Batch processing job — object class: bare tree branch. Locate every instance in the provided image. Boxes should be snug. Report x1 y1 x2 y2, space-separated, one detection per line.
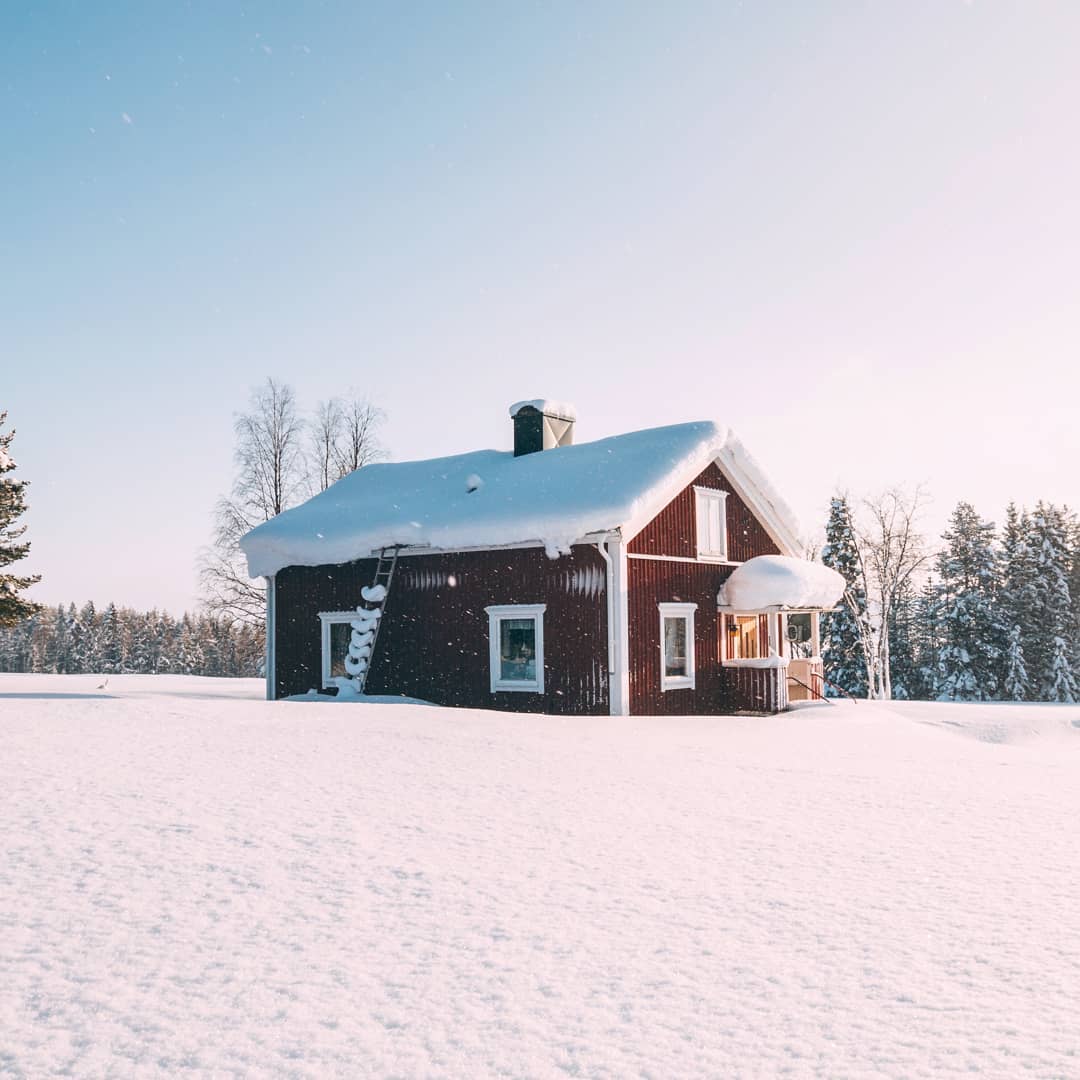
200 378 307 625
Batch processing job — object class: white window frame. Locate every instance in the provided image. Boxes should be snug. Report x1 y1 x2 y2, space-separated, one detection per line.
486 604 546 694
659 602 697 691
318 611 360 689
721 611 775 667
694 487 729 561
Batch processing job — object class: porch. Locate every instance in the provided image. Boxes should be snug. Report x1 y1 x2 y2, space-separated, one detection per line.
716 555 845 712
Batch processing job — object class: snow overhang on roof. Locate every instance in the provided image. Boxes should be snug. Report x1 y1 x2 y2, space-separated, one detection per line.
717 555 845 611
239 420 805 579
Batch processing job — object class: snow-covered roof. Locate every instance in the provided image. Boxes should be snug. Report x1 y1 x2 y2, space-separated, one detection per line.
508 399 578 421
240 420 803 578
717 555 845 611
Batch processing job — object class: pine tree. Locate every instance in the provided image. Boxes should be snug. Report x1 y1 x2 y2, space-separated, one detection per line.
1002 623 1030 702
1027 504 1076 699
887 578 919 699
911 579 942 700
72 601 100 673
51 604 74 674
935 502 1001 701
820 496 869 697
99 602 122 674
0 412 41 627
1048 634 1078 703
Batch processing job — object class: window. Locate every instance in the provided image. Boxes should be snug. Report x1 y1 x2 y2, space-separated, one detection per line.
486 605 546 693
659 602 696 690
722 613 769 663
695 487 728 560
318 612 359 688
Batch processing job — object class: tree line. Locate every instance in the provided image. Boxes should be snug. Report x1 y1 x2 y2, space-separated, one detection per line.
821 494 1080 703
0 602 263 677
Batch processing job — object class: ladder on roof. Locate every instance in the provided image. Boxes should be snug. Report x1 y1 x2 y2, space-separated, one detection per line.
350 546 401 695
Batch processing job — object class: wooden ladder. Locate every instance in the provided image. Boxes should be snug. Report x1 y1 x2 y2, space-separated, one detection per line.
355 546 401 694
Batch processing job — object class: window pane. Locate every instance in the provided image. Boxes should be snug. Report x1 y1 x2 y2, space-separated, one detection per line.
664 616 688 677
731 615 760 659
329 622 351 678
499 618 537 682
708 497 723 553
787 612 812 658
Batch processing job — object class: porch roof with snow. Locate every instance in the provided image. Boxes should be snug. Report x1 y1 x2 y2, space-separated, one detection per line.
717 555 845 611
240 420 803 579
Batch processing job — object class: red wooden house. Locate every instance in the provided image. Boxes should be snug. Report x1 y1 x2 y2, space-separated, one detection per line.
241 402 844 714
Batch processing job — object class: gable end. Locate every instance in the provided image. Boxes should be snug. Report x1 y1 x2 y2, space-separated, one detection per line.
627 462 782 562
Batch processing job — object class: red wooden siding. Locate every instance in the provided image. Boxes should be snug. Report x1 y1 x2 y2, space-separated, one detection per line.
626 558 786 714
627 558 729 715
274 545 609 714
627 462 781 562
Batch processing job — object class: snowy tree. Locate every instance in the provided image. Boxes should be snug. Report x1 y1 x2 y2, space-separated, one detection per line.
820 496 868 697
72 601 100 673
1027 504 1076 699
887 578 920 700
1048 634 1078 703
0 412 41 627
99 602 123 674
935 502 1001 701
911 579 943 700
1002 623 1030 702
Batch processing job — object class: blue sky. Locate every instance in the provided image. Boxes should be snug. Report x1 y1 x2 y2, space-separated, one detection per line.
4 2 1079 613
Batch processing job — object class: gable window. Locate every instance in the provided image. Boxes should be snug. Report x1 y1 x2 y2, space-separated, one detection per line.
486 604 546 693
659 602 697 691
318 611 359 688
695 487 729 560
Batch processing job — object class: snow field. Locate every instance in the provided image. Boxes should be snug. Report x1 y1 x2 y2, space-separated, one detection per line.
1 675 1079 1078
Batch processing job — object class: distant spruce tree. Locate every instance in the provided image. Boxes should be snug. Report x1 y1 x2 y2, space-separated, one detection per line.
911 578 943 700
1068 515 1080 672
0 412 42 627
820 496 869 697
998 504 1037 700
887 578 920 699
1002 623 1031 702
935 502 1001 701
1027 504 1077 701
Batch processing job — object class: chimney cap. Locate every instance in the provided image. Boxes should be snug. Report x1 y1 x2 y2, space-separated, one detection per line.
508 399 578 422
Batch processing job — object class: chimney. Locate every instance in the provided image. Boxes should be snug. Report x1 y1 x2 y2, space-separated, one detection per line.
509 400 576 457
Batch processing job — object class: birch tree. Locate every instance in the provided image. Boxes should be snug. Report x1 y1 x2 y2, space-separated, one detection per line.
200 378 307 624
849 486 932 699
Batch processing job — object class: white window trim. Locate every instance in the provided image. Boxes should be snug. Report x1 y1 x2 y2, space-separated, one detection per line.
659 602 697 691
694 486 729 562
486 604 546 694
720 611 787 668
318 611 359 689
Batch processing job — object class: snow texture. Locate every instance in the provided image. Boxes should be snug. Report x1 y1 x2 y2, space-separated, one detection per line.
241 421 803 578
359 584 386 603
719 554 846 610
0 447 13 471
507 399 578 420
2 673 1079 1077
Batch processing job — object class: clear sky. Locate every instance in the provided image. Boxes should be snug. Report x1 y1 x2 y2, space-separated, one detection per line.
4 2 1079 614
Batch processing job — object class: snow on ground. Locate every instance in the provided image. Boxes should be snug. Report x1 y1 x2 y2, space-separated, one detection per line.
2 676 1079 1078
